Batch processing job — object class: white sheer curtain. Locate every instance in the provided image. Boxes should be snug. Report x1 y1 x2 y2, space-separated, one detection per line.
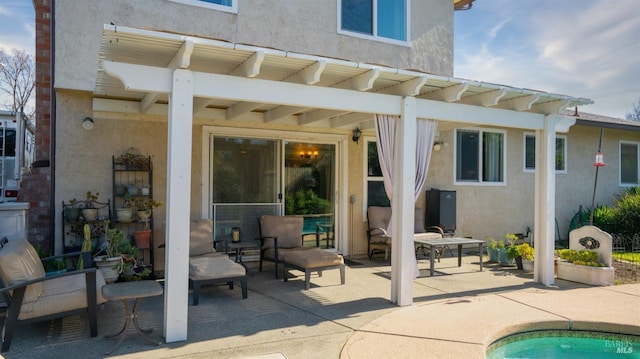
375 114 438 276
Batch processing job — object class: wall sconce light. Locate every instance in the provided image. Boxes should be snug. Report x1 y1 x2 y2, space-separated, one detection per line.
352 128 362 144
432 141 444 152
299 150 319 159
82 117 94 130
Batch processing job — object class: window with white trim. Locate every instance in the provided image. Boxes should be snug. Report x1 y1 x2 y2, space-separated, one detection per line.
620 141 640 186
339 0 408 43
455 128 506 185
168 0 237 13
365 138 390 208
523 133 567 173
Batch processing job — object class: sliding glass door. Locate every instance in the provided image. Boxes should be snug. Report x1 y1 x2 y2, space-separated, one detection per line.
284 141 336 249
209 135 337 250
210 137 280 244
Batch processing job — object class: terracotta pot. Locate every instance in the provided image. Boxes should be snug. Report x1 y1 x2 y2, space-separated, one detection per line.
134 230 152 249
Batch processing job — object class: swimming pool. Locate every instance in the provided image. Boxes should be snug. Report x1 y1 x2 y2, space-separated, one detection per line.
486 330 639 359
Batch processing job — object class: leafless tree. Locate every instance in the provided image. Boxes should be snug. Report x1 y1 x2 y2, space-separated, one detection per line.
0 48 35 117
625 97 640 122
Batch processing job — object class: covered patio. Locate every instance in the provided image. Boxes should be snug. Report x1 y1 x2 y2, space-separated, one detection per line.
93 25 592 342
2 257 638 358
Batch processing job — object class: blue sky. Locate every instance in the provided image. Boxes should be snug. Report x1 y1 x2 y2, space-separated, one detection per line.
1 1 638 118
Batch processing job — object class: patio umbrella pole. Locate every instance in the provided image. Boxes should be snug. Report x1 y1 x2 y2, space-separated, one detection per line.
589 128 604 225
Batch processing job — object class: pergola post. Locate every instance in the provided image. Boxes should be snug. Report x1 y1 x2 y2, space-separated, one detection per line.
390 97 417 305
163 68 194 342
533 115 556 285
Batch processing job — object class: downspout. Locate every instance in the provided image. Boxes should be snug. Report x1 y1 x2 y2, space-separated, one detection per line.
49 0 57 251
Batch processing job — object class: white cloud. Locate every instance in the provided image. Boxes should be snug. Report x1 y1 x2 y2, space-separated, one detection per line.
455 0 640 118
0 6 10 16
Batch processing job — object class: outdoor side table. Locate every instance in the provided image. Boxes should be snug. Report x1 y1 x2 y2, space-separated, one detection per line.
227 239 259 268
101 280 163 355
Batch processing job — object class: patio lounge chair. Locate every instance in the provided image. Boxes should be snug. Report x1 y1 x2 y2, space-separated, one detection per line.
258 215 315 278
367 207 444 260
0 237 107 352
188 219 247 305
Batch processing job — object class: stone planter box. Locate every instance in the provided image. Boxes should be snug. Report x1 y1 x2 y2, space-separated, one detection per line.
556 260 615 286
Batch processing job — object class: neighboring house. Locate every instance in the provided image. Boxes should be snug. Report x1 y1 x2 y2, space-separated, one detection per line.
26 0 612 340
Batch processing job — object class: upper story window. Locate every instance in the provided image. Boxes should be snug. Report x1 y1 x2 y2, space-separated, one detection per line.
365 138 390 210
523 133 567 173
455 128 506 185
620 141 640 186
168 0 237 13
339 0 408 44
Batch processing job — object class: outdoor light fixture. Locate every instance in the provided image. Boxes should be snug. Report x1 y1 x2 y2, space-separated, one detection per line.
82 117 94 130
352 128 361 144
432 141 444 152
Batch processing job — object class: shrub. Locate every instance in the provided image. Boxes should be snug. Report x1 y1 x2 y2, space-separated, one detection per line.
556 249 605 267
591 204 617 233
614 186 640 235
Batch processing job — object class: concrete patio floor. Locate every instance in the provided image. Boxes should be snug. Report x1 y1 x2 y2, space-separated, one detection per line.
1 254 638 358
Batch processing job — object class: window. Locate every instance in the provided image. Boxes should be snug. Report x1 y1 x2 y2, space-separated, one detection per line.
339 0 408 43
168 0 237 13
620 141 640 186
455 129 506 185
523 133 567 173
365 139 390 208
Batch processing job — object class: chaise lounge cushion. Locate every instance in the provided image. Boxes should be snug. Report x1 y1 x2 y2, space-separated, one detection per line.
0 239 45 303
189 255 245 281
189 219 218 257
0 239 107 321
260 215 305 249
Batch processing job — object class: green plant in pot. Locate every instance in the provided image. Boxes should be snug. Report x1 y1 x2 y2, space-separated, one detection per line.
116 195 135 223
81 191 101 221
63 198 81 222
486 238 499 262
115 243 152 281
94 226 126 284
134 197 162 222
516 243 535 271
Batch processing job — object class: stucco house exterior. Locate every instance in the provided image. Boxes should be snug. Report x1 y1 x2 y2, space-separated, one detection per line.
26 0 640 342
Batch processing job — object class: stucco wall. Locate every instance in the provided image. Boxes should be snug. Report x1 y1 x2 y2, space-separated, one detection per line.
425 125 640 244
54 0 453 92
55 91 206 269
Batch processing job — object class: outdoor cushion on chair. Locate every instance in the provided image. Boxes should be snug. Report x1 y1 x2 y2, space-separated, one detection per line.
258 215 314 279
187 219 247 305
0 238 107 352
283 248 345 290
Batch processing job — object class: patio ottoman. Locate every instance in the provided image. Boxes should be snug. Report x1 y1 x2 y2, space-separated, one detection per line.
283 248 345 290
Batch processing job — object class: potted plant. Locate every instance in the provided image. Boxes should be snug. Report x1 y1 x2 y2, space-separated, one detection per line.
116 196 135 223
63 198 81 222
499 233 519 266
81 191 100 221
114 243 152 281
131 198 161 249
134 197 162 221
516 243 534 271
94 226 125 284
486 238 499 262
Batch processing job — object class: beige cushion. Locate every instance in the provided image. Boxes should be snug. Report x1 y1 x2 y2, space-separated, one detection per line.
190 219 216 257
367 207 391 236
0 239 46 303
284 248 343 268
260 215 304 249
18 270 108 320
189 256 245 281
262 246 313 261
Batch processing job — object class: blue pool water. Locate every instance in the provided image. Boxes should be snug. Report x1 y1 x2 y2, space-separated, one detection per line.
486 331 639 359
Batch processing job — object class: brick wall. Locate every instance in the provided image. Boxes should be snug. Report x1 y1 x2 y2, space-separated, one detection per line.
18 0 53 253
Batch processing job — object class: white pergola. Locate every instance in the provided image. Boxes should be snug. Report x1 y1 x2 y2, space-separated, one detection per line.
95 25 592 342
